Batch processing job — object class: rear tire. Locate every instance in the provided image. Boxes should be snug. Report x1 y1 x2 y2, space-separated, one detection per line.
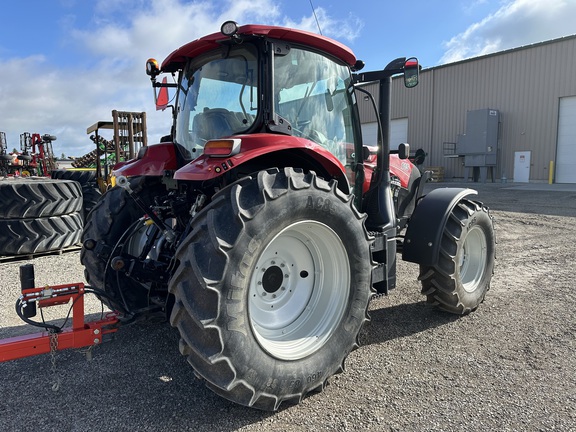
168 168 373 410
80 185 102 219
419 199 495 314
80 177 163 311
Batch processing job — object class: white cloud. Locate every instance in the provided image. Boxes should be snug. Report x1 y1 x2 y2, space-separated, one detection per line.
0 55 123 156
440 0 576 64
77 0 284 64
0 0 316 157
282 8 363 42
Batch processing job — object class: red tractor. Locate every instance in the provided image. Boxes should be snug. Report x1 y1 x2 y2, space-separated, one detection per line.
79 22 495 410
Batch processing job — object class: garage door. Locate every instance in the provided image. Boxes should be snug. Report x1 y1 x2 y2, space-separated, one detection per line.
361 122 378 146
390 118 408 151
361 118 408 150
556 96 576 183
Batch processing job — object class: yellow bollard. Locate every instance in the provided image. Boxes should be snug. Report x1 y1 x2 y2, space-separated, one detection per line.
548 161 554 184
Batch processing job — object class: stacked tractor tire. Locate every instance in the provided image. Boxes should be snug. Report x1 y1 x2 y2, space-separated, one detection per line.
50 169 102 218
0 169 102 257
0 177 84 256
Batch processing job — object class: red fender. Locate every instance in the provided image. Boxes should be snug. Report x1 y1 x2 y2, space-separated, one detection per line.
173 134 346 181
112 143 179 177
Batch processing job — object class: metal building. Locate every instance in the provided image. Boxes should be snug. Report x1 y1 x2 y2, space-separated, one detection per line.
357 34 576 183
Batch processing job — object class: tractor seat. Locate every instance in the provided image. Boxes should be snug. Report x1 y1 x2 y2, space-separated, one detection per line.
193 108 244 141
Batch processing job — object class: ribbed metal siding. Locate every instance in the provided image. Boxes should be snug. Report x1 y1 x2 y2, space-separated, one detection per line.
357 35 576 181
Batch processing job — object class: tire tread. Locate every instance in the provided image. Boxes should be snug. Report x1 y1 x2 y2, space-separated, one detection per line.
168 167 372 410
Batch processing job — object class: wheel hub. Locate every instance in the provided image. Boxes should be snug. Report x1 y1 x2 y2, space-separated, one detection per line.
262 265 284 294
251 254 310 325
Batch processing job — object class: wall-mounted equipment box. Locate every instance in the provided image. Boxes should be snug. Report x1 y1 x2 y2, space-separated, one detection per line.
456 108 500 166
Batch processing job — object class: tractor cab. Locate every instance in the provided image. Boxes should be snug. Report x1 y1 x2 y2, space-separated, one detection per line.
145 21 366 196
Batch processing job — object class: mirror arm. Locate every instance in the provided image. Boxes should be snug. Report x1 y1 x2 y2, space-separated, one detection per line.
153 82 178 88
352 57 407 84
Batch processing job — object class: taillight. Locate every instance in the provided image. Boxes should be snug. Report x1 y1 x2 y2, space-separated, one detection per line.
204 139 241 157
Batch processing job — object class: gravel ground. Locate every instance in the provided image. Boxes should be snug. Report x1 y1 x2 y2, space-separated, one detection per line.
0 181 575 431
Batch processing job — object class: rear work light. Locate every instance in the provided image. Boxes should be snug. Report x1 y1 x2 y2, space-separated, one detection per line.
145 58 160 77
204 139 241 157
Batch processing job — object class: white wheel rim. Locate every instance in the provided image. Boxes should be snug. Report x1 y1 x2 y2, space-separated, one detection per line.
459 225 488 293
249 221 350 360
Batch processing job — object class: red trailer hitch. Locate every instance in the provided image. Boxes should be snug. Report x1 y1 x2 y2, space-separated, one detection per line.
0 264 120 363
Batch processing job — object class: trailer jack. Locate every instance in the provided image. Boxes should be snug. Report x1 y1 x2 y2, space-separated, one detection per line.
0 264 120 363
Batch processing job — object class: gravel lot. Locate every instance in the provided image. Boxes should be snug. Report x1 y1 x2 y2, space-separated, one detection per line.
1 181 575 431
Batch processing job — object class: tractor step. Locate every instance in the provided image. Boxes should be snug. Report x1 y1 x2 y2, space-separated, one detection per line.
369 230 397 295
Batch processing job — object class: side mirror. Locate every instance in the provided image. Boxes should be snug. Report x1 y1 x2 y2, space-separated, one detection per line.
398 143 410 160
404 57 419 88
155 77 170 111
146 58 168 111
362 146 371 161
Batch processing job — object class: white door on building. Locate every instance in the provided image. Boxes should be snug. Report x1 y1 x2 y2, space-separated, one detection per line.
361 122 378 146
556 96 576 183
361 118 408 150
514 151 531 182
390 118 408 151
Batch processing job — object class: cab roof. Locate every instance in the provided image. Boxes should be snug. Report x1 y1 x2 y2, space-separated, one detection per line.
160 24 357 72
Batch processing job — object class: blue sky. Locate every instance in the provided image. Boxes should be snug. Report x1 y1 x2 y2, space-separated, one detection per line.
1 0 575 157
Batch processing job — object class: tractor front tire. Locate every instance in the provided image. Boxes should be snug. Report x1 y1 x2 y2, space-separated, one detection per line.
419 199 495 314
168 168 373 411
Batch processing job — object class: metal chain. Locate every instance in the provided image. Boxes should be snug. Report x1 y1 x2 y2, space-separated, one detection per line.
48 330 60 391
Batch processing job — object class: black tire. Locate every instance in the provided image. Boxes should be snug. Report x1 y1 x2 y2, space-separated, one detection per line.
419 199 495 314
0 212 83 255
51 170 100 217
168 168 373 411
80 185 102 219
0 178 82 219
50 169 65 179
51 169 96 185
80 177 164 311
